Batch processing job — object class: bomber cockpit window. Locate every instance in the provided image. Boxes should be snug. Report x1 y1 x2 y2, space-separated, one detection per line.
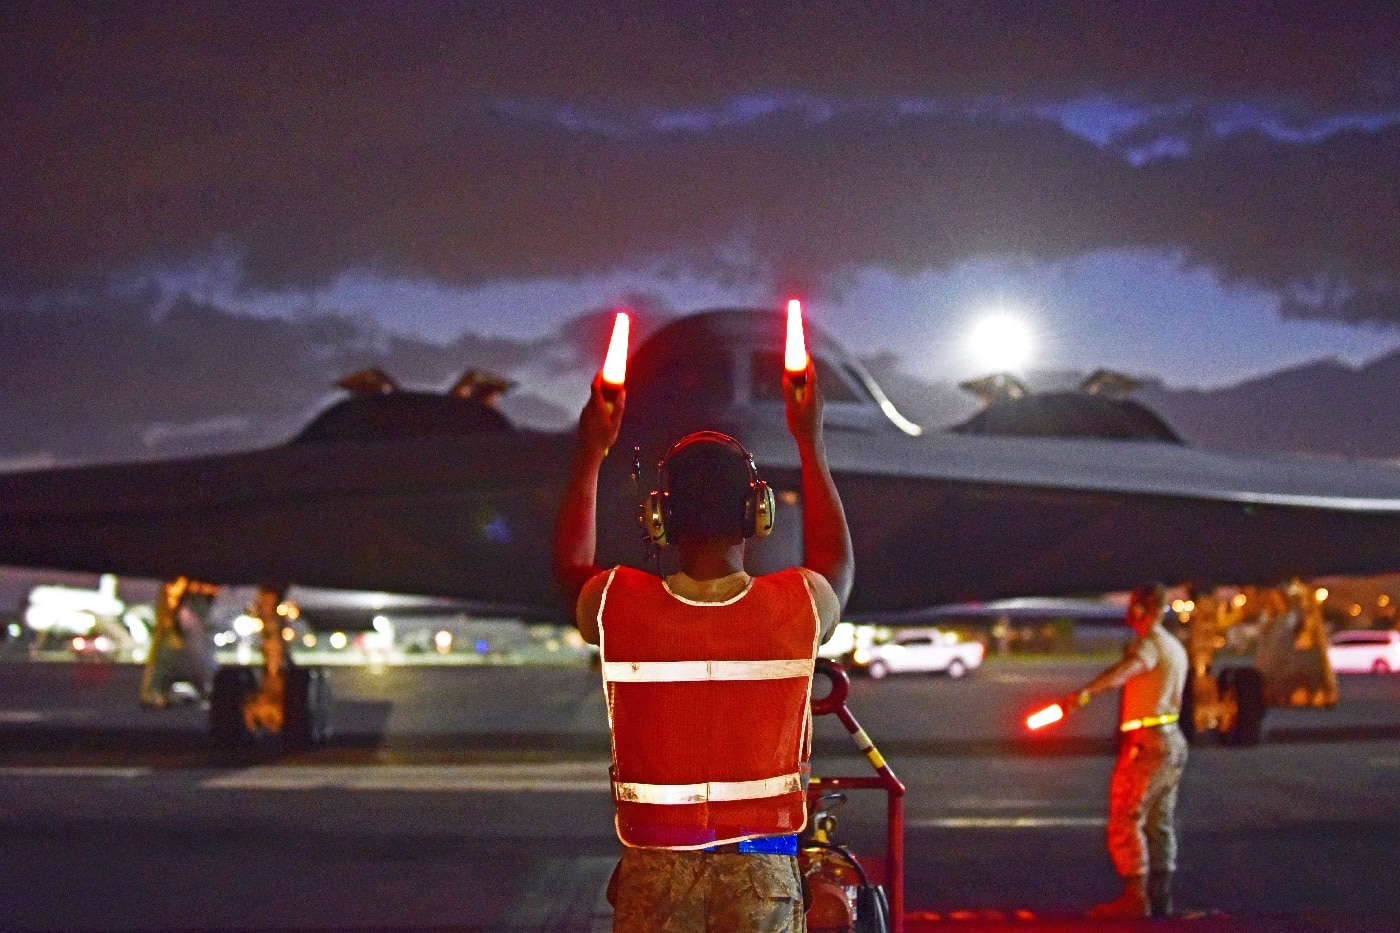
750 352 865 404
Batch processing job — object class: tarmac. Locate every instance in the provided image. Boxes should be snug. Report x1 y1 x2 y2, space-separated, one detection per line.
1 656 1397 932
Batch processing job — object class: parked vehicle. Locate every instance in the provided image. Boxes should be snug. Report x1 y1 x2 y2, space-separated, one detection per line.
849 628 984 679
1327 629 1400 674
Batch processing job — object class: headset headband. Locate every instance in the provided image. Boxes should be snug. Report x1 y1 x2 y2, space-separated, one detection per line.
642 431 774 546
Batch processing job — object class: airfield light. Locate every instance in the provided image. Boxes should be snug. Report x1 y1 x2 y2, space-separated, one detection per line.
1026 703 1065 730
600 311 630 400
784 299 808 387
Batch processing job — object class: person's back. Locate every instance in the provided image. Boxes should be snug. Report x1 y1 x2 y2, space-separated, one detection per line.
554 361 852 933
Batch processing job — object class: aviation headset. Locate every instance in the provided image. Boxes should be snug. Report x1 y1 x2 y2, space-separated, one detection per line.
641 431 775 547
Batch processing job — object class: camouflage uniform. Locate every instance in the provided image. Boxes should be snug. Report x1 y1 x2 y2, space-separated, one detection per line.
611 847 806 933
1107 622 1190 880
1107 725 1189 877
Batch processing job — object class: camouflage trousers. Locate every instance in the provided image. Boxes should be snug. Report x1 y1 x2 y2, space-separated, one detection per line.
1107 724 1189 878
610 847 806 933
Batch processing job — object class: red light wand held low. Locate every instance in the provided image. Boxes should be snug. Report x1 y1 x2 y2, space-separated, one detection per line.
600 311 629 405
1026 703 1066 730
784 299 808 394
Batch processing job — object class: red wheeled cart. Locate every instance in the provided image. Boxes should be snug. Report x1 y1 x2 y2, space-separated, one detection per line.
802 658 906 933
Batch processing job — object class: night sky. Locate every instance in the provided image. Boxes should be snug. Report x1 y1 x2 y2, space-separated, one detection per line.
4 3 1400 467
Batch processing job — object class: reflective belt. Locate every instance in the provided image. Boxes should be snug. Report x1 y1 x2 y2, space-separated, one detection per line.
614 772 803 805
1120 713 1180 732
602 659 811 682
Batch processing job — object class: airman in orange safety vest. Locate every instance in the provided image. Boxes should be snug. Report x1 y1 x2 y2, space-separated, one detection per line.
555 359 852 933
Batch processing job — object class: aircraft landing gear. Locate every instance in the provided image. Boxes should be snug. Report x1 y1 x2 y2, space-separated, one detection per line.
208 585 332 751
208 663 333 750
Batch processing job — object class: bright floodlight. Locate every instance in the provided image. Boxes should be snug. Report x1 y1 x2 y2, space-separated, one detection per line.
967 314 1034 372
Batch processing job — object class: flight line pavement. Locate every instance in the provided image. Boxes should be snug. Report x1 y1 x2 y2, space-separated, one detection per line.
1 658 1397 932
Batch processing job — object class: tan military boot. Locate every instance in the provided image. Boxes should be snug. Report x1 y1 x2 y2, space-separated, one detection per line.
1087 874 1149 919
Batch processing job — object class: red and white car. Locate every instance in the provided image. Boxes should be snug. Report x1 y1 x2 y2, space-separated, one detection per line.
1327 629 1400 674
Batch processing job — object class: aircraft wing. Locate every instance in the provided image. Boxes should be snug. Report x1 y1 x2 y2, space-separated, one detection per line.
745 429 1400 614
0 431 575 618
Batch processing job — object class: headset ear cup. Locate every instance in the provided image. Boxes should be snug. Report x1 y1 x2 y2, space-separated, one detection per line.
749 481 776 539
641 490 669 547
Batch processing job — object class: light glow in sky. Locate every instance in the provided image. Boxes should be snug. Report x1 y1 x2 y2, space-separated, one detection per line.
966 313 1035 374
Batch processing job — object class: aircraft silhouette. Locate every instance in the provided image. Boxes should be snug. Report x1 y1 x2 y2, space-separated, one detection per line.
3 307 1400 622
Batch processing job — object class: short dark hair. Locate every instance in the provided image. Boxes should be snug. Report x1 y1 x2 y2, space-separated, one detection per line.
664 438 754 542
1129 583 1166 614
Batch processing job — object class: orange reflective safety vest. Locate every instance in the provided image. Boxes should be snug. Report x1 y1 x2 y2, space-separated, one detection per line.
597 565 821 850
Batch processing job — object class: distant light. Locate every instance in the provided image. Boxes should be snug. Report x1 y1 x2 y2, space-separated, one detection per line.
1379 595 1391 608
967 314 1034 373
1315 587 1329 601
1171 599 1186 613
1232 594 1248 608
474 638 490 655
1349 604 1362 616
434 630 453 653
329 631 348 650
302 633 317 648
232 614 263 638
282 627 295 641
372 615 391 634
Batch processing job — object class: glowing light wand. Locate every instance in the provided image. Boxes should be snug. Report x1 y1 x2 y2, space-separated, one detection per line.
1026 703 1066 730
784 299 808 392
600 311 630 404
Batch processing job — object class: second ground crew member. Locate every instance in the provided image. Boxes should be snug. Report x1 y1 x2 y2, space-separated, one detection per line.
553 359 852 932
1069 583 1189 919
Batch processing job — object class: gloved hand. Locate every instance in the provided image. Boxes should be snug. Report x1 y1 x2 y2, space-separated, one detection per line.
1062 689 1092 713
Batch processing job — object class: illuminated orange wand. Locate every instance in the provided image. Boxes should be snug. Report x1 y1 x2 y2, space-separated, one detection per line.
784 298 808 395
600 311 630 404
1026 690 1090 731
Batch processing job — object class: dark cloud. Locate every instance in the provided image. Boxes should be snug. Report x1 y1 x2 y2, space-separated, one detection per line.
0 293 616 465
3 2 1399 320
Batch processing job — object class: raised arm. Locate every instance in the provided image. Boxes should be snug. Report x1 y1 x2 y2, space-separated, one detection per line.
783 361 854 610
552 374 625 611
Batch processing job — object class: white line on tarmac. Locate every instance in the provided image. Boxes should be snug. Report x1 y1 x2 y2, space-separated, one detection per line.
912 815 1106 828
0 767 152 779
202 761 614 792
0 711 47 723
1369 756 1400 768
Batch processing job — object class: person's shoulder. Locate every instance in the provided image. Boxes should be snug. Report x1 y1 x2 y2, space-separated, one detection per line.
789 568 840 633
580 567 615 599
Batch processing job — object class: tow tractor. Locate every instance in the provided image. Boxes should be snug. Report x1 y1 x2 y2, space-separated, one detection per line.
802 658 904 933
1177 580 1337 747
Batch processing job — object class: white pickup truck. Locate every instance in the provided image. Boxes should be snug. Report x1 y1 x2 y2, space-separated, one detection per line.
850 628 985 679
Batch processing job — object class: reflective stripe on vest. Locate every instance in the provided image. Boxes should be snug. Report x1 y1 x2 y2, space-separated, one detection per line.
1120 712 1180 732
597 565 820 849
614 772 804 805
602 658 813 682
